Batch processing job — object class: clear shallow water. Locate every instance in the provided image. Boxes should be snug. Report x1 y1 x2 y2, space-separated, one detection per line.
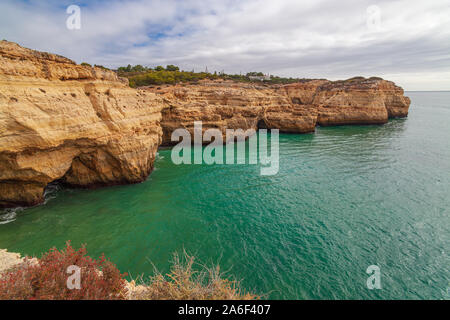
0 92 449 299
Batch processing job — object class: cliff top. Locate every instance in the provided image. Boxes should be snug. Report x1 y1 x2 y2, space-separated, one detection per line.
1 41 400 92
0 40 119 82
0 40 75 65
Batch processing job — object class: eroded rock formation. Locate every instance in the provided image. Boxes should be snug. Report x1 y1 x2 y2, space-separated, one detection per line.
0 42 410 208
0 41 164 208
146 78 410 145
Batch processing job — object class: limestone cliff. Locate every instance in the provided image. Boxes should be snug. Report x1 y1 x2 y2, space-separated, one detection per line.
152 82 274 145
0 41 164 208
146 78 410 145
0 42 410 208
314 78 410 126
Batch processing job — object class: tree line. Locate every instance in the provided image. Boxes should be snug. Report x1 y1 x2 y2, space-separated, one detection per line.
79 62 314 87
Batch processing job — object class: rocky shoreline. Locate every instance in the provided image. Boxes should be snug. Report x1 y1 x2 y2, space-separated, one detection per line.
0 249 23 274
0 41 411 208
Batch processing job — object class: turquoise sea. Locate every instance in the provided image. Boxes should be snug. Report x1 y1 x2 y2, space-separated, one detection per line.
1 91 449 299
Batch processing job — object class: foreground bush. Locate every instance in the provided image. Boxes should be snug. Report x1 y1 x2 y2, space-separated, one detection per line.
131 251 258 300
0 242 128 300
0 244 258 300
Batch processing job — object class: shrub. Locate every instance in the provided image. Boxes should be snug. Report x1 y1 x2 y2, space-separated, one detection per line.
126 70 219 87
246 72 264 77
166 65 180 72
0 242 128 300
131 251 259 300
116 64 314 86
80 62 91 67
345 76 366 82
117 64 133 73
94 64 109 70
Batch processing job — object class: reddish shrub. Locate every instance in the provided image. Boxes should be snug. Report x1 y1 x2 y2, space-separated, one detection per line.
0 242 128 300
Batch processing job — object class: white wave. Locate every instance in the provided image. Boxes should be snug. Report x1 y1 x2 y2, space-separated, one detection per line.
0 208 23 225
0 183 62 224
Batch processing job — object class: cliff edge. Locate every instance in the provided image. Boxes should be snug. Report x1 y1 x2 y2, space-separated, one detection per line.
0 42 410 208
147 78 410 146
0 41 164 208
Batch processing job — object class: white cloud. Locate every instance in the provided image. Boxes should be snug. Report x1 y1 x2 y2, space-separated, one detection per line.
1 0 449 90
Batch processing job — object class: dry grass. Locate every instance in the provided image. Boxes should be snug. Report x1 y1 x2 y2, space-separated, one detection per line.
130 251 259 300
1 245 259 300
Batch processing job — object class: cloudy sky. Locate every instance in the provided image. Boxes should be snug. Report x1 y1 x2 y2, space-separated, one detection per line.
1 0 449 90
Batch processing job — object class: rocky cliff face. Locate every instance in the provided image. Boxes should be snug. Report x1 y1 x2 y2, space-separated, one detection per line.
151 82 277 145
314 78 410 126
0 42 410 208
0 41 164 208
147 78 410 145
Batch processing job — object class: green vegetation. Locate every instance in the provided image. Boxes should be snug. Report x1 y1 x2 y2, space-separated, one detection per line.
346 76 366 81
166 64 180 72
117 64 147 73
127 70 220 88
116 64 312 88
246 72 265 77
80 63 111 70
325 76 385 88
343 76 383 82
114 64 382 88
94 64 110 70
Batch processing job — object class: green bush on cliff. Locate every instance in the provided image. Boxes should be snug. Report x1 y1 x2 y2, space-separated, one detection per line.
127 70 219 88
94 64 110 70
116 64 314 87
166 64 180 72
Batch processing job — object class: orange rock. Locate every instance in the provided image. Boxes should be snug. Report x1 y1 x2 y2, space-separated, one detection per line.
0 42 410 208
148 78 410 145
0 41 164 208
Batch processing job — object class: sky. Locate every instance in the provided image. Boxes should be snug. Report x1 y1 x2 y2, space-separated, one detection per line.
1 0 449 90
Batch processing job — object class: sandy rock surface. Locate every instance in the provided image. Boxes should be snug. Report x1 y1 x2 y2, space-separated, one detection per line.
0 249 24 274
0 41 410 207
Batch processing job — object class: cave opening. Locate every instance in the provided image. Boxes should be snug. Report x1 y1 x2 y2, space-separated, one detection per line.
257 119 268 130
